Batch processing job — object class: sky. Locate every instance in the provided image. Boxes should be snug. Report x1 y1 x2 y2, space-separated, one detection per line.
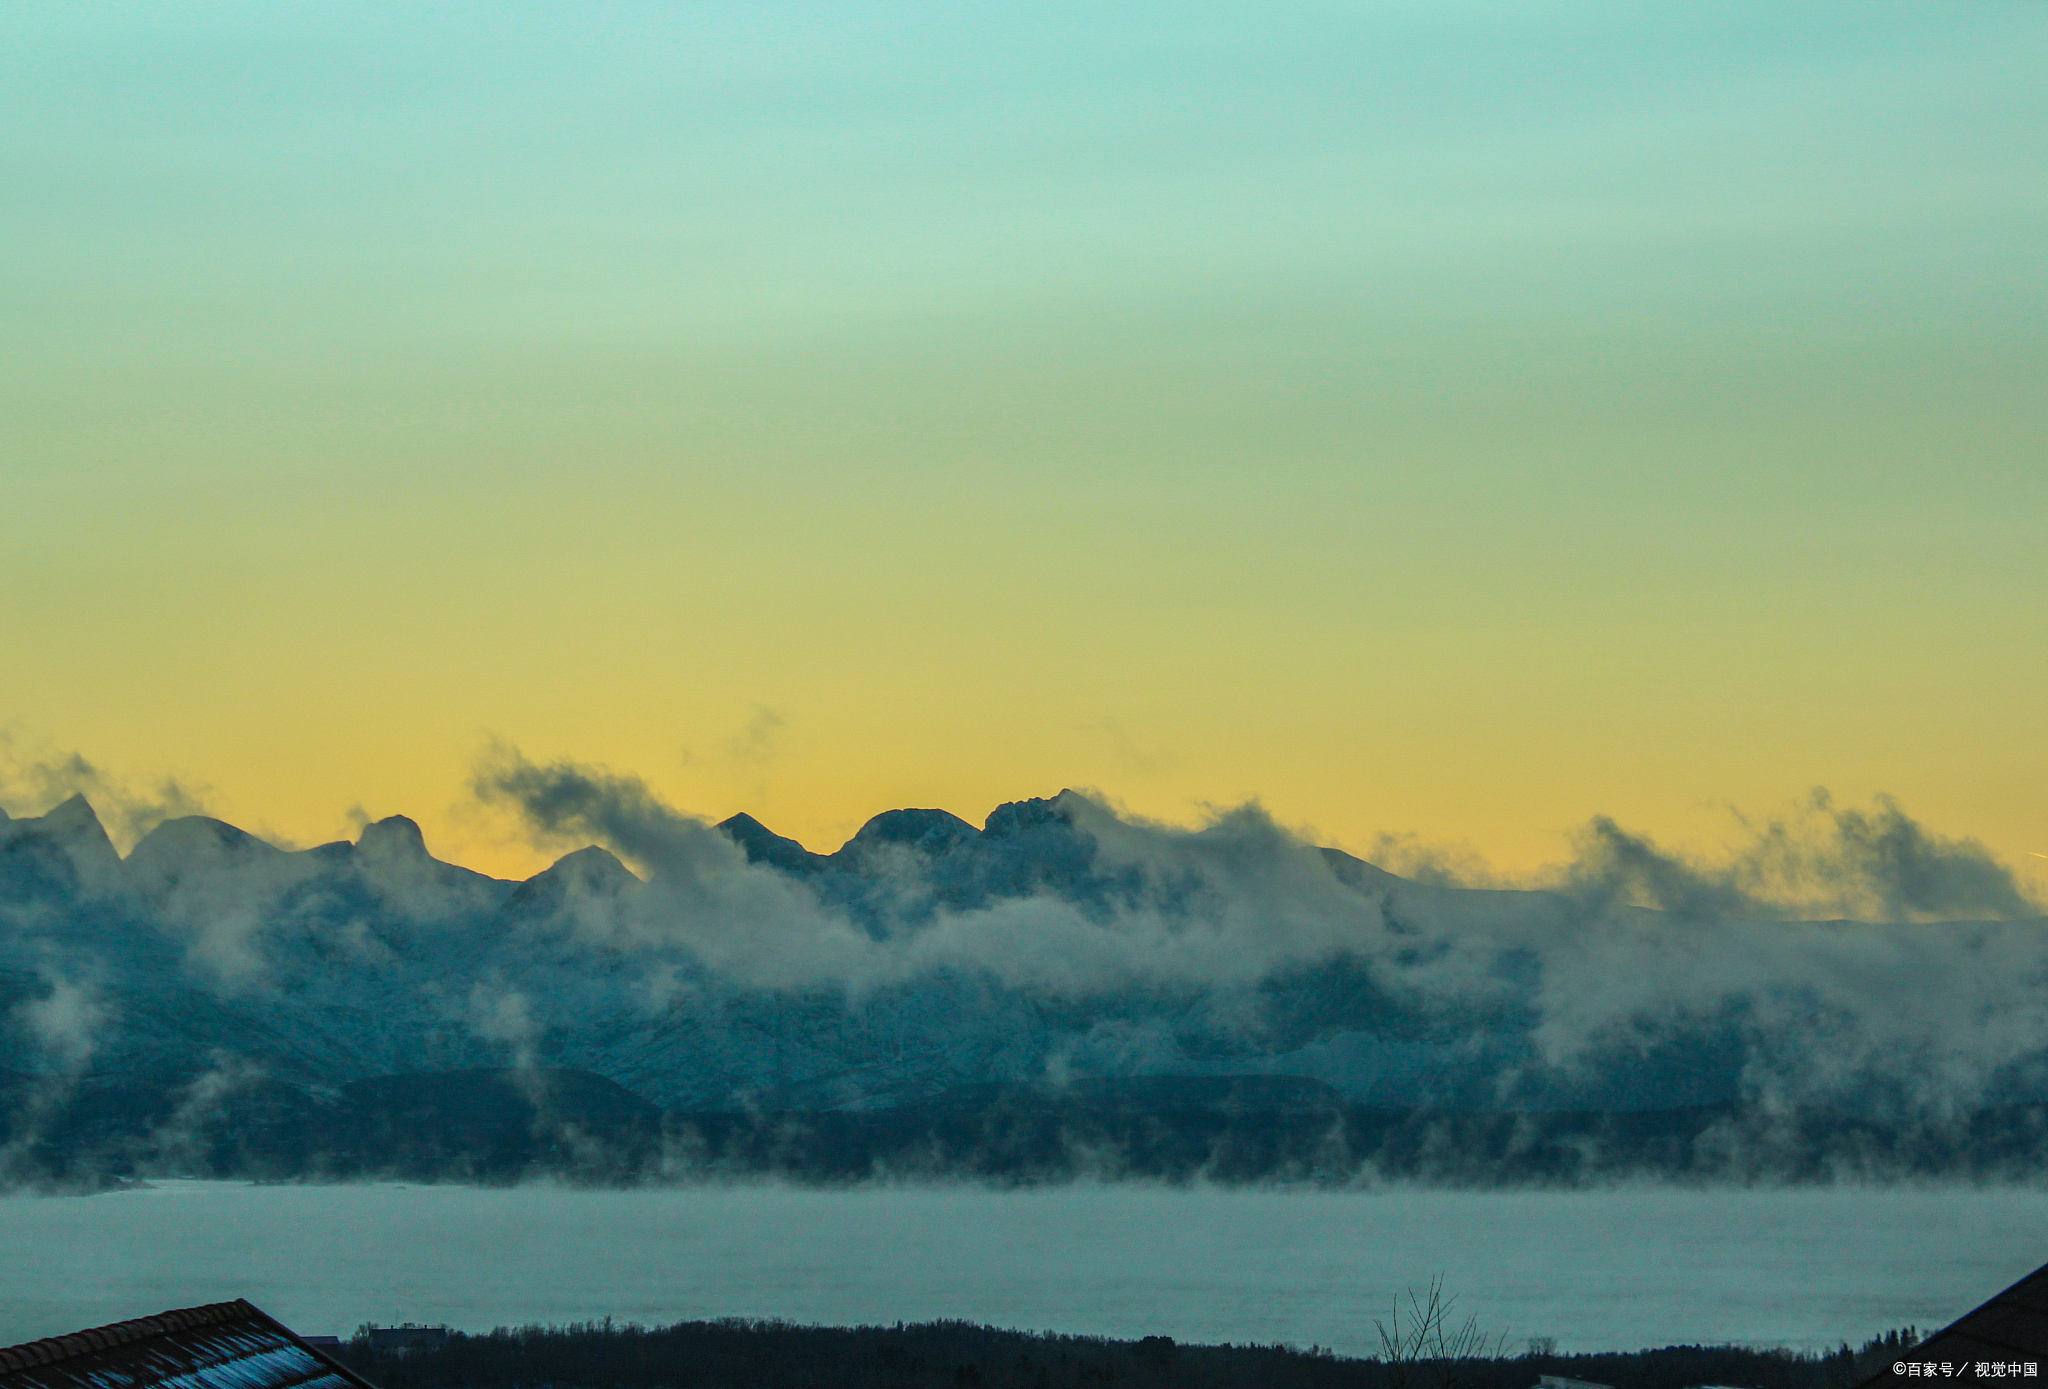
3 1 2044 880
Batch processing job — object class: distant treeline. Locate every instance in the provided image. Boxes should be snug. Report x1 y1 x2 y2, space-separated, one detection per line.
8 1066 2048 1188
328 1318 1920 1389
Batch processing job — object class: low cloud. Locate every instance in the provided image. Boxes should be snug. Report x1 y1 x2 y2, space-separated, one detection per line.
474 748 2048 1117
14 971 104 1075
1381 790 2041 924
8 738 2046 1139
145 1057 270 1177
1362 832 1507 890
474 748 1408 998
466 982 540 1070
0 732 208 853
1725 790 2038 922
472 745 880 987
0 970 108 1189
124 817 308 989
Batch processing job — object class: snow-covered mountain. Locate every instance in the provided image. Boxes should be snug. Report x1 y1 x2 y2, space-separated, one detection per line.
3 786 2045 1146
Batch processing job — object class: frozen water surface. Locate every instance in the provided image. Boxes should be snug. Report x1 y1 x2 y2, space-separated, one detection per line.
4 1182 2045 1356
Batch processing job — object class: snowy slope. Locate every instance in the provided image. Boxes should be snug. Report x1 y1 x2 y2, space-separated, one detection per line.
2 791 2044 1125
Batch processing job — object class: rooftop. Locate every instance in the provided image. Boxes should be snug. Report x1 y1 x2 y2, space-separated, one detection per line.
0 1301 378 1389
1863 1260 2048 1385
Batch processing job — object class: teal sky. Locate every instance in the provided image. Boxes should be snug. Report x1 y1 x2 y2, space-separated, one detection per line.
4 2 2044 876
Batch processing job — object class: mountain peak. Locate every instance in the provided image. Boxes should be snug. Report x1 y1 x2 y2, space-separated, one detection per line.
544 844 641 891
134 814 270 852
358 814 429 862
499 844 643 922
842 808 980 856
717 813 829 873
1318 845 1403 893
0 794 121 898
126 814 280 867
122 814 284 898
42 794 123 884
982 792 1083 840
42 793 113 843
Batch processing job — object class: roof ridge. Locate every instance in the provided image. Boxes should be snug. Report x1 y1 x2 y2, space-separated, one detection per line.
0 1301 258 1375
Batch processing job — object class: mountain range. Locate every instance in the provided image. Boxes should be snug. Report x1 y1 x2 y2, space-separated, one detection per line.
3 788 2045 1184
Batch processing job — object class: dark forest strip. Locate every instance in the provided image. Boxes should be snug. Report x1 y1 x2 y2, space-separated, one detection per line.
330 1319 1921 1389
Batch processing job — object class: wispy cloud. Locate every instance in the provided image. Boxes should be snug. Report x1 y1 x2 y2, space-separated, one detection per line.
471 746 2048 1117
0 731 208 852
1380 789 2040 924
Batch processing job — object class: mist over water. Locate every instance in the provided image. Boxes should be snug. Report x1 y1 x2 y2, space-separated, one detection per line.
5 1181 2045 1357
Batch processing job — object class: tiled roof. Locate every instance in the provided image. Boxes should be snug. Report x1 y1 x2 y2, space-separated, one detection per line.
1863 1261 2048 1385
0 1301 380 1389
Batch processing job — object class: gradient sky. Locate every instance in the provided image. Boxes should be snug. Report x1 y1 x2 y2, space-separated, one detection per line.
4 1 2044 879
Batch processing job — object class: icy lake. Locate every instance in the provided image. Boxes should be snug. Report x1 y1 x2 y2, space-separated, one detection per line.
4 1181 2045 1356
